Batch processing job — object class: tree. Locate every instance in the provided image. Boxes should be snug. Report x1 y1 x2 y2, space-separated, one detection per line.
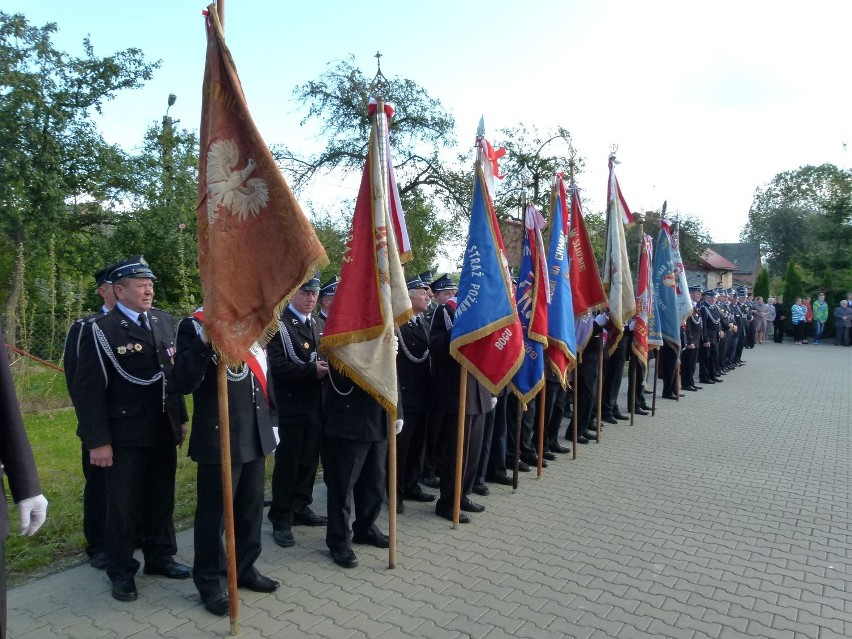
0 12 158 341
753 267 770 301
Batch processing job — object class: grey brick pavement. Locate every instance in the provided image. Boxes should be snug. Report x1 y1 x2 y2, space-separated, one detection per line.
8 342 852 638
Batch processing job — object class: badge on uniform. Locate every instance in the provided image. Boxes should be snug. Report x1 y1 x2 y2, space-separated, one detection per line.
303 342 310 349
118 346 127 354
134 343 143 352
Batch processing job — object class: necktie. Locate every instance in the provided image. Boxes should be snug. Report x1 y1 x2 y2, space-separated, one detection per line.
305 317 312 329
138 313 151 332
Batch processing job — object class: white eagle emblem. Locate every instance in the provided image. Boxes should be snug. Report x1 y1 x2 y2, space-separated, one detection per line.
206 139 269 223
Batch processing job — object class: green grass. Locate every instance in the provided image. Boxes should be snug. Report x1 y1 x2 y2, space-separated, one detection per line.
7 395 277 587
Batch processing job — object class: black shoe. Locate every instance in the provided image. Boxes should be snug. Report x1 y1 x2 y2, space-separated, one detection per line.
460 497 485 513
521 454 547 468
111 579 138 602
143 560 191 580
613 411 630 421
352 529 389 548
684 386 699 391
542 451 557 461
89 551 108 570
661 393 677 400
633 407 649 416
238 574 279 593
714 378 724 383
583 429 598 439
472 483 490 496
548 441 571 454
396 502 405 514
510 459 532 472
404 488 436 502
435 506 470 523
292 510 327 526
601 415 618 425
330 548 359 568
577 436 591 444
272 529 295 548
485 473 513 485
421 475 440 489
203 594 229 616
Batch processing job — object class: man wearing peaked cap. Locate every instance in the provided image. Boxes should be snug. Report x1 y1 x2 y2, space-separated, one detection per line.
698 289 724 384
317 275 338 327
63 261 122 571
73 256 191 602
681 285 704 392
266 273 329 549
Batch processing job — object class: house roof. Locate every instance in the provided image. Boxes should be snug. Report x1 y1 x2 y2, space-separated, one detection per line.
700 248 738 271
709 243 760 275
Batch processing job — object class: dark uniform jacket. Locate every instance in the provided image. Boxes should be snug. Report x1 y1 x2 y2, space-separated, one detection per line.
396 316 431 416
684 306 703 347
73 308 186 450
0 324 42 540
64 310 106 437
323 368 401 442
700 302 722 344
267 307 324 429
428 303 491 416
171 318 277 465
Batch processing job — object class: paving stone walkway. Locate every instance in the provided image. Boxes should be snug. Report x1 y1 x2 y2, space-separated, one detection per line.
8 341 852 638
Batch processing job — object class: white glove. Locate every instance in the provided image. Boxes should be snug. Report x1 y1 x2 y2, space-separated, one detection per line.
595 313 608 326
395 419 404 434
628 319 636 331
17 494 48 536
490 397 498 410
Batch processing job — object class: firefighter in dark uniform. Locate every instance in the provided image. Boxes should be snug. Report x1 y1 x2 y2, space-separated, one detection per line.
172 311 279 616
317 275 338 325
266 276 328 549
73 256 190 603
63 262 119 569
680 285 703 391
699 289 723 384
322 367 399 568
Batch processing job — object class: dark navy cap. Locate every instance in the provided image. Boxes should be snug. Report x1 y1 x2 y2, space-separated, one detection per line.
406 276 429 290
736 286 747 297
418 271 433 285
301 275 321 292
319 275 339 298
109 256 156 282
430 273 457 292
704 289 717 297
688 285 702 293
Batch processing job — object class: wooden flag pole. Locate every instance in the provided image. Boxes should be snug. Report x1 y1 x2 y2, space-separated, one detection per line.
675 357 681 401
386 412 397 568
452 367 468 528
512 397 523 490
536 386 546 478
629 364 636 427
595 347 603 443
216 361 239 636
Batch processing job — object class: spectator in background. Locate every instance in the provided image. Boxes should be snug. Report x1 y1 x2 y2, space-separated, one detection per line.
812 293 829 345
753 296 767 345
835 300 850 346
773 296 786 343
765 298 776 343
791 298 807 344
802 296 813 344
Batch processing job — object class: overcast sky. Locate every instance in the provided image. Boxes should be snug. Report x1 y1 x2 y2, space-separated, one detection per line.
6 0 852 250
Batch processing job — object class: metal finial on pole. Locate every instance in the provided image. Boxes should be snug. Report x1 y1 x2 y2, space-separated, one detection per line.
369 51 389 99
477 116 485 140
567 142 577 186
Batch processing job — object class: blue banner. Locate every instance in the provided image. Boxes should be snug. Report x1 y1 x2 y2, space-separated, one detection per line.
652 226 680 349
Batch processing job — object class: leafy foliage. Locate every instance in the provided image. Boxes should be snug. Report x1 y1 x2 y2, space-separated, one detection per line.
753 267 770 301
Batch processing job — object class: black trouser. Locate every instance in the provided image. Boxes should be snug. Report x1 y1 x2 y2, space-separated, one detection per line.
681 346 698 388
322 435 387 552
486 391 509 479
435 413 484 511
421 412 441 480
106 444 178 583
193 458 265 600
395 410 427 498
699 343 717 382
544 380 568 446
659 343 677 396
627 357 647 409
268 421 321 530
506 394 536 459
81 445 107 558
773 320 785 342
475 406 496 487
575 355 600 431
794 322 806 342
601 336 628 416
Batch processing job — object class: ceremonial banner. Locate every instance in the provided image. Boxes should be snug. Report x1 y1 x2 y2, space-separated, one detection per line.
671 226 693 323
545 174 577 384
319 102 412 418
632 234 653 368
450 154 523 394
652 221 680 350
601 155 636 354
568 184 607 319
510 204 550 405
198 7 327 363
